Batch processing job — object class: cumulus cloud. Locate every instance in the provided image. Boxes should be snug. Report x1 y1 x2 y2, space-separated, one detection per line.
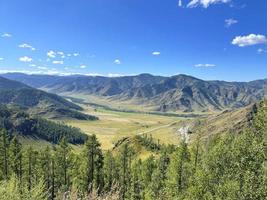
195 63 216 67
232 34 267 47
1 33 12 38
0 58 4 61
37 66 48 70
57 51 66 58
19 43 36 51
225 18 238 27
114 59 121 65
52 60 64 65
80 65 87 69
187 0 231 8
152 51 161 56
29 64 36 67
178 0 182 7
257 48 267 54
57 51 64 55
19 56 33 62
47 50 56 58
73 53 79 57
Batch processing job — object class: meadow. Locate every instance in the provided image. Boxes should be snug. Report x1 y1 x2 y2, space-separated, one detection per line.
62 104 188 150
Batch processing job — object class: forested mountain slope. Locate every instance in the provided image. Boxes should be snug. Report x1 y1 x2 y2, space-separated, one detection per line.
0 100 266 199
0 76 98 120
0 104 88 144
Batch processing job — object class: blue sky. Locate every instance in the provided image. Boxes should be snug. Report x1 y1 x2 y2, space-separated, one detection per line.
0 0 267 81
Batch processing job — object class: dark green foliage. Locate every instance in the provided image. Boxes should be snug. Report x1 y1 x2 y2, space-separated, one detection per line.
79 134 104 193
35 118 88 144
0 105 88 144
135 134 161 152
0 100 266 199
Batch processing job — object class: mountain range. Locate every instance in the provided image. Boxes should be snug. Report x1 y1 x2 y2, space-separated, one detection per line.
2 73 267 112
0 76 98 120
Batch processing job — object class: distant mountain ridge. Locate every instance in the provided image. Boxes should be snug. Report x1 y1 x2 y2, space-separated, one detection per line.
2 73 267 112
0 76 98 120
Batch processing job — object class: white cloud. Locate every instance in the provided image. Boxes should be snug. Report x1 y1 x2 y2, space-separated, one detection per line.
1 33 12 38
0 58 4 61
73 53 79 57
257 48 267 54
225 18 238 27
0 69 67 75
57 51 66 58
67 54 72 57
52 60 64 65
195 63 216 67
178 0 182 7
19 56 33 62
57 51 64 55
19 43 36 51
80 65 87 69
37 66 48 70
107 73 124 77
47 50 56 58
232 34 267 47
187 0 231 8
29 64 36 67
152 51 161 56
114 59 121 65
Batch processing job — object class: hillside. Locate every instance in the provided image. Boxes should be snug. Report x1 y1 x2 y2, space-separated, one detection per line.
0 76 98 120
2 73 267 112
0 104 88 144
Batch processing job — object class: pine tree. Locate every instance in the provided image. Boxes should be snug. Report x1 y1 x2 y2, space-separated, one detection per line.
25 147 34 191
0 129 9 180
9 136 23 181
82 134 103 193
167 140 191 198
54 137 71 192
118 143 134 200
38 146 51 194
130 159 143 200
103 150 116 191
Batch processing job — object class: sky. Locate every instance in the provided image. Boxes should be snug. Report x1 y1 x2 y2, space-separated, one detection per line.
0 0 267 81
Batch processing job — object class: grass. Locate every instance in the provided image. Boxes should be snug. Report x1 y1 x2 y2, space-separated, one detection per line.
61 104 187 150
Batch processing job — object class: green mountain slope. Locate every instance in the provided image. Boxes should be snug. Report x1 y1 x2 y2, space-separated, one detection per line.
0 76 98 120
0 104 88 144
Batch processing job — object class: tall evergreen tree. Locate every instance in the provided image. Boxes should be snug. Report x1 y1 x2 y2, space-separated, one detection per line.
0 129 9 180
167 140 191 198
118 143 134 200
103 150 116 191
82 134 103 193
9 136 23 180
54 137 71 192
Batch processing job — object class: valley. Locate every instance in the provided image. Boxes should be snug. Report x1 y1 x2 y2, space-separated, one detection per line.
61 103 186 150
0 73 266 199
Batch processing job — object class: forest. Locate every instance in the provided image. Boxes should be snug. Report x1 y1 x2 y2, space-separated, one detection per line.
0 100 266 200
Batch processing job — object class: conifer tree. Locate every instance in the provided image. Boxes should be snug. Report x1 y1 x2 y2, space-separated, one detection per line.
9 136 23 180
54 137 71 192
103 150 116 191
0 129 9 180
82 134 103 193
167 140 191 198
118 143 134 200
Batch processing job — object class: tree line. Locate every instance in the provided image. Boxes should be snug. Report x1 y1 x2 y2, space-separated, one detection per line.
0 100 266 199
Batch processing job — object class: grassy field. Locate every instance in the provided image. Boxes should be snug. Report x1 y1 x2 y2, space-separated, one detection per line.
62 104 189 150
